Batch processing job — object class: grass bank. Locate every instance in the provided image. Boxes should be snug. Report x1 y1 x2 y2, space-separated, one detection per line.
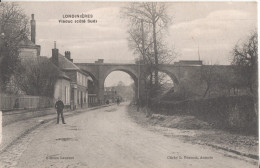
127 105 258 161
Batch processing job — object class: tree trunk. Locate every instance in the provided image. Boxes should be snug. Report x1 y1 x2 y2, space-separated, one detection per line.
149 71 153 98
152 20 159 88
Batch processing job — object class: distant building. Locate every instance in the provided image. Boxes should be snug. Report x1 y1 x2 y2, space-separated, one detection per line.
104 87 117 103
88 80 98 106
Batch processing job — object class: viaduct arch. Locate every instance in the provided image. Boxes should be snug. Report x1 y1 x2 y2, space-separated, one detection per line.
76 63 142 102
75 60 203 103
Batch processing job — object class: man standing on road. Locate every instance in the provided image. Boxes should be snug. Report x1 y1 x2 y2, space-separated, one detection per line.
55 97 66 124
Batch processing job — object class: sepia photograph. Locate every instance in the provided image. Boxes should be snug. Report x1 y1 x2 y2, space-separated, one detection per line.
0 1 258 168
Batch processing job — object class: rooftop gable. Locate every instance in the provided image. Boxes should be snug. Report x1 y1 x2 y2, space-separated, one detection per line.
58 53 80 70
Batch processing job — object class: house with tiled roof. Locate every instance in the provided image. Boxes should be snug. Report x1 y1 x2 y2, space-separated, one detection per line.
51 43 91 109
16 14 90 109
53 66 72 107
14 14 71 106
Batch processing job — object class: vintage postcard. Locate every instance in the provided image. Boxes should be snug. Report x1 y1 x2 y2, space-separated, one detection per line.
0 1 258 168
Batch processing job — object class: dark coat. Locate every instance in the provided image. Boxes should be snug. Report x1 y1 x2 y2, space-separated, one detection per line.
55 100 64 112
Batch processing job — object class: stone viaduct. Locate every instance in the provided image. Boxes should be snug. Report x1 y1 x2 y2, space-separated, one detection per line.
75 60 204 102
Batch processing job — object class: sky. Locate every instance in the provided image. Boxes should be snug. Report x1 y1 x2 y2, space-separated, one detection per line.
17 1 257 86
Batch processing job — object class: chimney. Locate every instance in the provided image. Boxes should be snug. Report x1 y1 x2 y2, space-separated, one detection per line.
98 59 104 63
30 14 36 44
95 59 104 64
65 51 73 62
52 41 59 66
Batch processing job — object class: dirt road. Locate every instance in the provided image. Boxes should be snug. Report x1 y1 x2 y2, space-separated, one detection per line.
1 104 257 168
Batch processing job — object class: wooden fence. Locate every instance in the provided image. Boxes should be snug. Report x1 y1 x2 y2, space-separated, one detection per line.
0 94 54 111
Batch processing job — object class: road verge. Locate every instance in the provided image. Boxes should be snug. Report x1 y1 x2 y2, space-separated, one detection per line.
0 104 113 154
126 105 258 161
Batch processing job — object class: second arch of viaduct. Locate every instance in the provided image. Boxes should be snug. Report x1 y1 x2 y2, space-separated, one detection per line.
75 60 205 102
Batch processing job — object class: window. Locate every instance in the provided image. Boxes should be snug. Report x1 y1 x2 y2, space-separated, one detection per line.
77 90 80 104
66 87 70 104
77 72 79 84
78 72 83 85
79 73 81 84
65 86 66 104
65 86 70 104
81 74 83 85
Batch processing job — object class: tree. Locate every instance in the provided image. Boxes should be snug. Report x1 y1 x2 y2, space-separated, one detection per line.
0 2 29 91
13 57 59 97
122 2 176 104
200 65 222 98
117 81 125 87
122 2 172 79
231 31 258 94
110 81 134 101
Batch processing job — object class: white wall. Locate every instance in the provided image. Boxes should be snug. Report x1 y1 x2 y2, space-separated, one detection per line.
54 79 71 105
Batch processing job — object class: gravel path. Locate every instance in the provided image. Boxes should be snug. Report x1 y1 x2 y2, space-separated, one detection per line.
0 104 257 168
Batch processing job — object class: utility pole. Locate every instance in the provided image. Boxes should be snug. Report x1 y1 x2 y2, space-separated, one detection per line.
137 55 140 112
137 19 145 112
198 45 201 61
141 20 145 60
